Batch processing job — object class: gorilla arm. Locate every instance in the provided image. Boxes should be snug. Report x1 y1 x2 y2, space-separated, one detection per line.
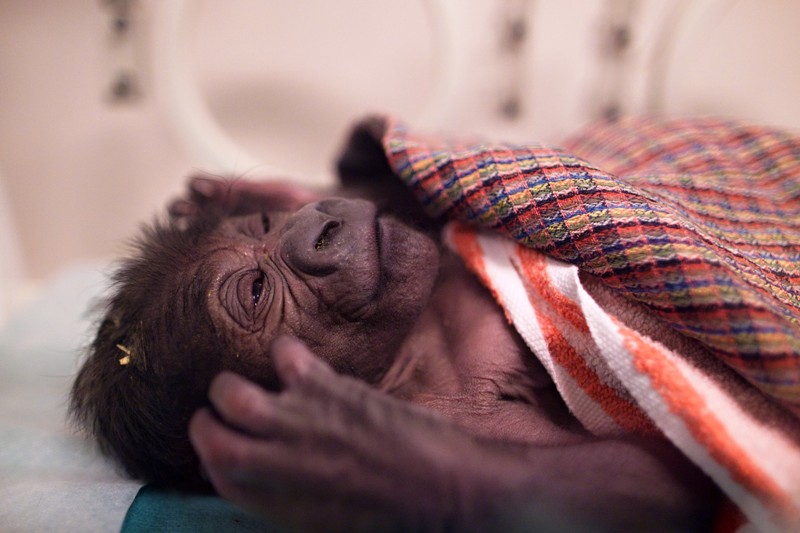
168 176 326 219
189 337 718 532
169 169 433 232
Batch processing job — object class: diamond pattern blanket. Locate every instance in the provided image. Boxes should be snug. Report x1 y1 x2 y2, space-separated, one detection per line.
341 115 800 530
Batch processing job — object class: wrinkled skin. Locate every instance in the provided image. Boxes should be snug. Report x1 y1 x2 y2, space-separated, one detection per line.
197 196 439 388
170 177 721 532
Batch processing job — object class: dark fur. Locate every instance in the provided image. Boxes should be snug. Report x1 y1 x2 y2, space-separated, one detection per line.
70 178 722 530
70 213 228 487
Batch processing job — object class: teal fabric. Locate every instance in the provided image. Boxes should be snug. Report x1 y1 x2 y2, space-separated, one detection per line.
121 485 285 532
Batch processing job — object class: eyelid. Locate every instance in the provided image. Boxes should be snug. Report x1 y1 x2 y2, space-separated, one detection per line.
220 269 269 330
252 271 266 307
237 270 267 319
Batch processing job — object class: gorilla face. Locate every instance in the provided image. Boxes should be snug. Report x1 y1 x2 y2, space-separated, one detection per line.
203 198 441 386
71 193 440 486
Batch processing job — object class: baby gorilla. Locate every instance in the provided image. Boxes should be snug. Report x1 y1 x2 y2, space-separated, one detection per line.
71 178 721 531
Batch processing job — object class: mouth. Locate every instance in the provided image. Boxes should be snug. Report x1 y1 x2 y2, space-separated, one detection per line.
374 212 391 292
375 211 384 259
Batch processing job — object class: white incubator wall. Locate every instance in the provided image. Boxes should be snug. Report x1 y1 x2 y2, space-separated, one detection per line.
1 0 800 289
0 167 24 326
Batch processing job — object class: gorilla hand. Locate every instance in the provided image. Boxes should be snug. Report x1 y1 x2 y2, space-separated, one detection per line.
189 337 716 532
168 176 323 219
188 336 487 532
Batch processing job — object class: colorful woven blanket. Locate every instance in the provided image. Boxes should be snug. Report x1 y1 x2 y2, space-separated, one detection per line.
342 115 800 530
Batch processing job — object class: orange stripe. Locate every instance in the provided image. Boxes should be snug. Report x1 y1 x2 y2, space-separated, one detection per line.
514 248 659 435
534 307 660 435
448 224 515 325
451 225 662 435
617 323 791 513
516 247 591 334
447 224 488 281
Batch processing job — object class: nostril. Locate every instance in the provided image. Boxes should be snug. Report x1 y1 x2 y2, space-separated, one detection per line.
315 220 341 250
281 204 350 277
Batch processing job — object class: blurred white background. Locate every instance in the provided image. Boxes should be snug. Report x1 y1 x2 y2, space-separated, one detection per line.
1 0 799 321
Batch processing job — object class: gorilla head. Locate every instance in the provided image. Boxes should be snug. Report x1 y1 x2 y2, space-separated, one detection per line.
70 195 439 486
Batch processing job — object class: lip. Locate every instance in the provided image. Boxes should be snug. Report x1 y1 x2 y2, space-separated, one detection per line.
374 213 391 290
376 211 394 266
375 213 383 260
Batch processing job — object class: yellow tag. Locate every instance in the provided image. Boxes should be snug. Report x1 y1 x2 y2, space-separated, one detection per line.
116 344 132 366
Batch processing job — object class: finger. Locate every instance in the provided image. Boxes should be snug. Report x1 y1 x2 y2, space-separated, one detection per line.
190 408 323 492
269 335 336 388
251 182 323 210
191 413 397 532
189 175 226 199
189 408 277 503
208 371 308 439
167 198 200 217
207 372 274 434
269 336 384 425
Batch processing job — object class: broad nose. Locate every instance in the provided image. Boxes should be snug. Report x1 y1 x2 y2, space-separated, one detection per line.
280 201 347 276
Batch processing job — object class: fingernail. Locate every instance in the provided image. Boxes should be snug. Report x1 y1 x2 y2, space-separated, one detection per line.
169 200 198 216
270 335 309 386
191 177 217 197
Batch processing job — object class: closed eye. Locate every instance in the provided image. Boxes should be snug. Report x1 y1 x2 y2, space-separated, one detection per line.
252 271 266 307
